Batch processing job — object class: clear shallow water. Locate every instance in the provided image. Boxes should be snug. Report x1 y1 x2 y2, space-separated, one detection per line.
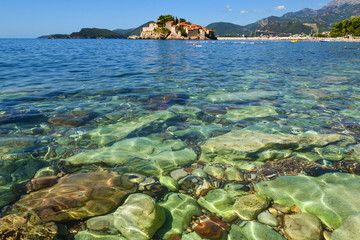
1 39 360 238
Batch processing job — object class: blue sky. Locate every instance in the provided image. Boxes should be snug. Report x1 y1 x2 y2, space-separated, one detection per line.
0 0 330 38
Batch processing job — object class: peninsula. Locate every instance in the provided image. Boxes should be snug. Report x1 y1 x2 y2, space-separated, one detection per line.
134 15 216 40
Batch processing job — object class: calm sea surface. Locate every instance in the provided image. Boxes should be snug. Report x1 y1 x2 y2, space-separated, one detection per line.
1 39 360 237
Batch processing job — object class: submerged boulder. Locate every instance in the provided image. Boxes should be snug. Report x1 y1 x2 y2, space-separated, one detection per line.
64 137 197 177
157 193 202 239
257 172 360 229
113 193 165 240
14 171 139 222
200 129 354 165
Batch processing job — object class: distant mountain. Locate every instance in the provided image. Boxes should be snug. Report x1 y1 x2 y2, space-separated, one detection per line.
206 22 248 36
113 21 155 37
208 0 360 36
38 28 126 39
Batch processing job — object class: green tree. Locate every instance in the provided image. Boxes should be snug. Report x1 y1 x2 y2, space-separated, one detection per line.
157 15 174 27
330 16 360 37
179 18 186 23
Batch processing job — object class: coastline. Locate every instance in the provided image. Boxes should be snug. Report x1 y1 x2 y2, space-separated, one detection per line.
217 36 360 42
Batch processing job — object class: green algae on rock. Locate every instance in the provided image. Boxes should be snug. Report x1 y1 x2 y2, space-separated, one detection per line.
233 194 270 221
113 193 165 240
63 137 197 176
198 189 238 222
157 193 202 239
228 222 286 240
75 230 127 240
200 129 355 165
88 110 176 146
257 172 360 229
331 212 360 240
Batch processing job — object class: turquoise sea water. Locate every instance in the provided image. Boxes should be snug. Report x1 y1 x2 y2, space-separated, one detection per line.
1 39 360 238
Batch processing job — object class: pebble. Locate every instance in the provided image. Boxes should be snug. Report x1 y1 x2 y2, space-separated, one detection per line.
170 169 190 181
159 176 179 191
272 203 292 213
268 208 278 217
203 165 224 179
257 211 279 227
224 167 244 181
192 168 208 178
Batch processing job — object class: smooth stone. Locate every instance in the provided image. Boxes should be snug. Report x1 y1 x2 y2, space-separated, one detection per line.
225 104 278 122
64 137 197 177
88 110 176 146
200 129 355 164
257 211 278 227
159 176 179 191
86 214 115 232
331 212 360 240
207 90 278 102
157 193 202 239
284 213 322 240
224 184 247 199
272 203 292 214
257 173 360 229
224 167 244 181
233 194 270 221
191 168 208 178
197 189 237 222
15 171 138 222
34 166 57 178
228 222 286 240
170 169 190 181
181 231 228 240
75 231 126 240
203 165 224 179
268 208 278 217
113 193 165 240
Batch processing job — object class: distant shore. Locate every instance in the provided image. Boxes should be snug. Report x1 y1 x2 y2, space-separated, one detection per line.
217 37 360 42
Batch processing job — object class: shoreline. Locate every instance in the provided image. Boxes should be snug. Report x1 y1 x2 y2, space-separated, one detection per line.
217 36 360 42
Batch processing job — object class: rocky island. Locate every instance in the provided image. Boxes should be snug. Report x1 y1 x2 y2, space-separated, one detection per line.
136 15 216 40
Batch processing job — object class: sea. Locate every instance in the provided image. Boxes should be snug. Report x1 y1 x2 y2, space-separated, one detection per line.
1 39 360 238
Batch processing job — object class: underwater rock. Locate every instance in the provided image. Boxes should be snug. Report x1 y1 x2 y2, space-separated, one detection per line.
88 110 176 146
203 165 224 179
86 214 115 232
200 129 354 165
64 137 197 177
159 176 179 191
257 211 278 227
197 189 237 222
224 167 244 182
233 194 270 221
48 110 96 127
0 211 58 239
25 175 58 192
0 109 44 125
191 215 230 239
14 171 138 222
228 222 285 240
207 90 278 102
257 172 360 229
331 212 360 240
0 159 46 207
170 169 190 181
75 230 126 240
157 193 202 239
113 193 165 240
192 168 208 178
284 213 323 240
225 104 279 122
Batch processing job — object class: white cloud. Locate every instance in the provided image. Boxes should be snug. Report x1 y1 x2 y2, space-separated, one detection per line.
240 10 248 14
226 5 233 12
274 5 286 11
